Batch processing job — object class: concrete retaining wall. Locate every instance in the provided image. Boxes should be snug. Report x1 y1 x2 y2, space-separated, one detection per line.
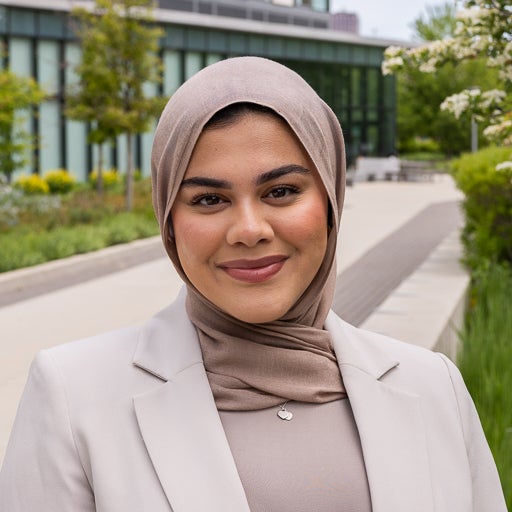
361 230 469 361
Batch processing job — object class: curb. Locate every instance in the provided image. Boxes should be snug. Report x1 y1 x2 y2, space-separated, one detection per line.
0 236 166 307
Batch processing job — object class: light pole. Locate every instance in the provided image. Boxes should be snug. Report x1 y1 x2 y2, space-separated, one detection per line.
468 86 479 153
471 114 478 152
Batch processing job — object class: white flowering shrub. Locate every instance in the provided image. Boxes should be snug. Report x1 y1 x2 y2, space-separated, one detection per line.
0 177 61 229
383 0 511 167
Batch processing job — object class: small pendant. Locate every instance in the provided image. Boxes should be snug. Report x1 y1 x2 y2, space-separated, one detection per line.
277 403 293 421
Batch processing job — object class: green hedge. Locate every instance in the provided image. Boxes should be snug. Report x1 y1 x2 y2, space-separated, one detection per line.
451 146 512 270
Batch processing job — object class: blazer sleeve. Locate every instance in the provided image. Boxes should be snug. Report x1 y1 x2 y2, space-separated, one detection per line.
438 353 507 511
0 350 95 512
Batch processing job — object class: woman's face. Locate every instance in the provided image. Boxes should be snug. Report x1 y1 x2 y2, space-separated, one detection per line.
171 112 329 323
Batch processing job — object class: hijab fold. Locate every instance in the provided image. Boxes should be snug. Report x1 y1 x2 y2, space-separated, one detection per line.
151 57 347 410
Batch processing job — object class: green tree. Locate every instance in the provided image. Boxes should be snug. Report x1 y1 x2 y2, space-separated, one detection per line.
397 59 499 155
0 69 45 182
412 3 457 41
67 0 166 208
66 26 121 195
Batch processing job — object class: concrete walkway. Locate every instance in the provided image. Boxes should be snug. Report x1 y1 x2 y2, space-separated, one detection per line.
0 174 466 464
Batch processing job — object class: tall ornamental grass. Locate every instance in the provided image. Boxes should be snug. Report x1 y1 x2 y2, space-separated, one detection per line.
458 263 512 506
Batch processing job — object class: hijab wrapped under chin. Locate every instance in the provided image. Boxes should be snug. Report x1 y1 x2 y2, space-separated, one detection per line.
151 56 346 410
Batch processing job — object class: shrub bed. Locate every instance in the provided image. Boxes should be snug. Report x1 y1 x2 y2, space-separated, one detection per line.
44 169 76 194
451 146 512 270
0 177 159 272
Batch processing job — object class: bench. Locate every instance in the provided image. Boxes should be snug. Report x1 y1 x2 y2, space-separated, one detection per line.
355 156 401 181
398 160 435 181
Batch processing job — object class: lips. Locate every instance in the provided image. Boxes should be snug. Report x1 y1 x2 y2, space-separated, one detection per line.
218 255 288 283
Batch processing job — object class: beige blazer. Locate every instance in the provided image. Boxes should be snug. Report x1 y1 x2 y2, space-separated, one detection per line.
0 290 506 511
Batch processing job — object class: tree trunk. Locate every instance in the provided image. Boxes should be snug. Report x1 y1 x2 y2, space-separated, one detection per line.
125 133 134 211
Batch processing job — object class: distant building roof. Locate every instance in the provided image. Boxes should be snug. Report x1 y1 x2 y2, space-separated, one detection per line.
0 0 409 47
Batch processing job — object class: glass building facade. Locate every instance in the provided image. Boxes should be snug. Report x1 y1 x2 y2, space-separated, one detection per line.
0 2 396 182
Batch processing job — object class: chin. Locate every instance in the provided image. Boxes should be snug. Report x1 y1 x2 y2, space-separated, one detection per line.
225 302 292 324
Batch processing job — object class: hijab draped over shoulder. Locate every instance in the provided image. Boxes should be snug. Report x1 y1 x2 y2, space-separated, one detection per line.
151 57 346 410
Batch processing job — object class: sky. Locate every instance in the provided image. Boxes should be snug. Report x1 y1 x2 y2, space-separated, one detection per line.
330 0 444 41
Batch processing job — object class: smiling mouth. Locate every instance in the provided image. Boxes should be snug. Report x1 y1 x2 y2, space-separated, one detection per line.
218 256 288 283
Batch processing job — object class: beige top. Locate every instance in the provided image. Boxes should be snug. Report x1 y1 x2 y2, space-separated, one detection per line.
220 398 372 512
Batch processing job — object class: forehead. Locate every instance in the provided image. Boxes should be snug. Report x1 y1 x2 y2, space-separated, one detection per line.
177 113 330 202
197 112 307 153
185 112 312 172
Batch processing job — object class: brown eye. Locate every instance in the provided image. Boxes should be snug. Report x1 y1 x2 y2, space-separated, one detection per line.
266 185 300 199
191 194 226 207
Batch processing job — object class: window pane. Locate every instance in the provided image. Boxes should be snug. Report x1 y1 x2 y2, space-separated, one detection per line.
116 134 128 174
13 111 33 175
0 6 7 34
38 40 59 96
93 143 114 172
39 12 64 38
140 122 155 177
64 43 81 88
9 38 32 77
311 0 328 11
351 68 361 107
39 100 61 173
65 120 87 180
163 50 182 95
205 53 222 66
184 52 202 80
366 125 379 155
366 68 379 108
10 9 35 36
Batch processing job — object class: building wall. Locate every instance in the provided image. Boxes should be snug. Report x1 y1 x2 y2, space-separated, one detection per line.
157 0 331 27
330 11 359 34
0 3 396 182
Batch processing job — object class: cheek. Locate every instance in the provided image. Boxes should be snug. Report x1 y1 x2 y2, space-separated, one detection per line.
172 213 211 264
285 197 328 252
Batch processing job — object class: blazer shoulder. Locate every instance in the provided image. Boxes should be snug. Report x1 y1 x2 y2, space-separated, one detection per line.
42 294 188 375
327 311 459 394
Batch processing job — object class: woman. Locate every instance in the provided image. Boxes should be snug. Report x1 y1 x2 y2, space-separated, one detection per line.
0 57 506 511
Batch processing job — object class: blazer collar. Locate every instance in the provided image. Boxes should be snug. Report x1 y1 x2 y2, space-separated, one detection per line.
133 294 433 512
132 292 401 384
132 288 200 382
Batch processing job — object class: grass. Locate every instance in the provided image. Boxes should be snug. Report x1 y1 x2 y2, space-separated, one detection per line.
457 263 512 506
0 178 159 273
399 151 446 162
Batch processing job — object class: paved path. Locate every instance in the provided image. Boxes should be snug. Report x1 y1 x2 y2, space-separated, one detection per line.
0 175 464 464
333 200 462 325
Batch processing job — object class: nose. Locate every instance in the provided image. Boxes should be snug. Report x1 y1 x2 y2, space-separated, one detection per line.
226 202 274 247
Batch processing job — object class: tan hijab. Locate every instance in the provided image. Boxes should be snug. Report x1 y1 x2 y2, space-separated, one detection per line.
151 57 346 410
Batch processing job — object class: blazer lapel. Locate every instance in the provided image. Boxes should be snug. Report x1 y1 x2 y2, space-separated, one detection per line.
132 290 250 512
326 312 434 512
131 294 434 511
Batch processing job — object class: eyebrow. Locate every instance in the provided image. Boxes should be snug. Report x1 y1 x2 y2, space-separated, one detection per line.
256 165 310 185
179 165 311 189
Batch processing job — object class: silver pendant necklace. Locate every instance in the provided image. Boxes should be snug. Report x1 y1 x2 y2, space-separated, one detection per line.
277 401 293 421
